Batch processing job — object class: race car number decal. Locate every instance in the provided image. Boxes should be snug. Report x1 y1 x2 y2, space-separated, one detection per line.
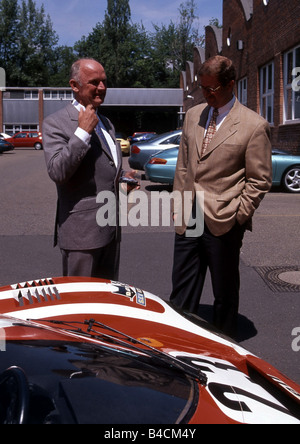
174 354 299 424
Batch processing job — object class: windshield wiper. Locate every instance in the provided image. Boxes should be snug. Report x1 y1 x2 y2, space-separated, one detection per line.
30 318 207 385
86 319 207 385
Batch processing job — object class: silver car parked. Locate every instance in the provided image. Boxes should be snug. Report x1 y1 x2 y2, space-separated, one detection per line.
129 130 182 170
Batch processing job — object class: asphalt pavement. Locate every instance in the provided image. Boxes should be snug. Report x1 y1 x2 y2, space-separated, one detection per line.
0 148 299 384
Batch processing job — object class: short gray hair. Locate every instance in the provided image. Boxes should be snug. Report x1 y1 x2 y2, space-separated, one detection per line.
70 58 99 85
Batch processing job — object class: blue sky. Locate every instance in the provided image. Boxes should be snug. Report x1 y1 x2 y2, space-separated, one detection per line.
33 0 223 46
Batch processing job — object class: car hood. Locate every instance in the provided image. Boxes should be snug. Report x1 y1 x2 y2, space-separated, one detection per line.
0 277 299 424
134 132 181 147
272 150 300 161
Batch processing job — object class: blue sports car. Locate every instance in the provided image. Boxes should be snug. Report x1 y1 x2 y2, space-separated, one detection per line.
129 130 182 170
145 148 300 193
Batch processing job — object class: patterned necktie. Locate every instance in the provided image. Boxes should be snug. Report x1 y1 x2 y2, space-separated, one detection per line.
201 108 219 157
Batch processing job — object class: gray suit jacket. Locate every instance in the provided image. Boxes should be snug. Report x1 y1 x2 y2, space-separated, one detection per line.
43 103 123 250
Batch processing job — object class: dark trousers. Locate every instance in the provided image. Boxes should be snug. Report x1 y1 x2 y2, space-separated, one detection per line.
61 238 120 281
170 223 246 337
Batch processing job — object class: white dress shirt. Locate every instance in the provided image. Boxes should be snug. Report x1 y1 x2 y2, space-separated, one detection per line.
72 100 119 167
205 95 236 136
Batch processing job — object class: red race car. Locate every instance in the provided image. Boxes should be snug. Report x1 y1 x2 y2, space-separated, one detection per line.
0 277 299 424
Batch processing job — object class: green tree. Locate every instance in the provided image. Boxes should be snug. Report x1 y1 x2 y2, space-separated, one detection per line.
100 0 132 87
74 1 179 89
1 0 220 88
74 22 104 61
74 1 156 88
152 0 201 77
48 45 77 87
0 0 59 86
15 0 59 86
0 0 19 84
175 0 201 70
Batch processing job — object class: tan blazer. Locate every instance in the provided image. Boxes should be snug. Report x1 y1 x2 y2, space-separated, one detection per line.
173 99 272 236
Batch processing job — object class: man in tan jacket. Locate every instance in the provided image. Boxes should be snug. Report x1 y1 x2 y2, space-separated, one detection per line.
170 56 272 337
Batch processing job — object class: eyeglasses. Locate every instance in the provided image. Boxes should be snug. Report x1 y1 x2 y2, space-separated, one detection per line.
199 85 221 93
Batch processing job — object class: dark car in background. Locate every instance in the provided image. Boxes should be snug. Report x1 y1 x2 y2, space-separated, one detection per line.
128 132 157 144
0 138 14 154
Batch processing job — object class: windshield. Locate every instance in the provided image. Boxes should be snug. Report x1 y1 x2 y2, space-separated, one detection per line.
0 339 197 424
148 131 181 144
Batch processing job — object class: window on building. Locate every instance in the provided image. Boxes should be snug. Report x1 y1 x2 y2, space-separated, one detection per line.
284 45 300 123
24 90 39 99
4 124 38 134
43 90 73 100
238 78 248 106
260 62 274 124
7 91 25 99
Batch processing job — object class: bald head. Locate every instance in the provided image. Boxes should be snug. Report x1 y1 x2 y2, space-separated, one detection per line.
69 58 107 109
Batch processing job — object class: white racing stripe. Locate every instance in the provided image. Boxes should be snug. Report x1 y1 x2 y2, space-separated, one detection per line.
4 300 252 357
0 282 119 301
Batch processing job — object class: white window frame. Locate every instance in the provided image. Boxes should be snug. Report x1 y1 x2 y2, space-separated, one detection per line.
24 90 39 100
260 62 274 124
283 45 300 123
4 124 38 133
238 77 248 106
43 89 73 100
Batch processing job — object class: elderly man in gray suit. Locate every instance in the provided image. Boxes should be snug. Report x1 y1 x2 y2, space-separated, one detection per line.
43 58 137 279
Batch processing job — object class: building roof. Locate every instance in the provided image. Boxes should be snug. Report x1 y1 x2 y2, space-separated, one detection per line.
104 88 183 107
4 87 183 108
240 0 253 21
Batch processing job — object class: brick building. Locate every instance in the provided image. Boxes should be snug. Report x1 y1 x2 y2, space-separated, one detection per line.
181 0 300 153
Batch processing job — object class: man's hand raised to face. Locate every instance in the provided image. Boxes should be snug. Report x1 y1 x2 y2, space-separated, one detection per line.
78 104 99 135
